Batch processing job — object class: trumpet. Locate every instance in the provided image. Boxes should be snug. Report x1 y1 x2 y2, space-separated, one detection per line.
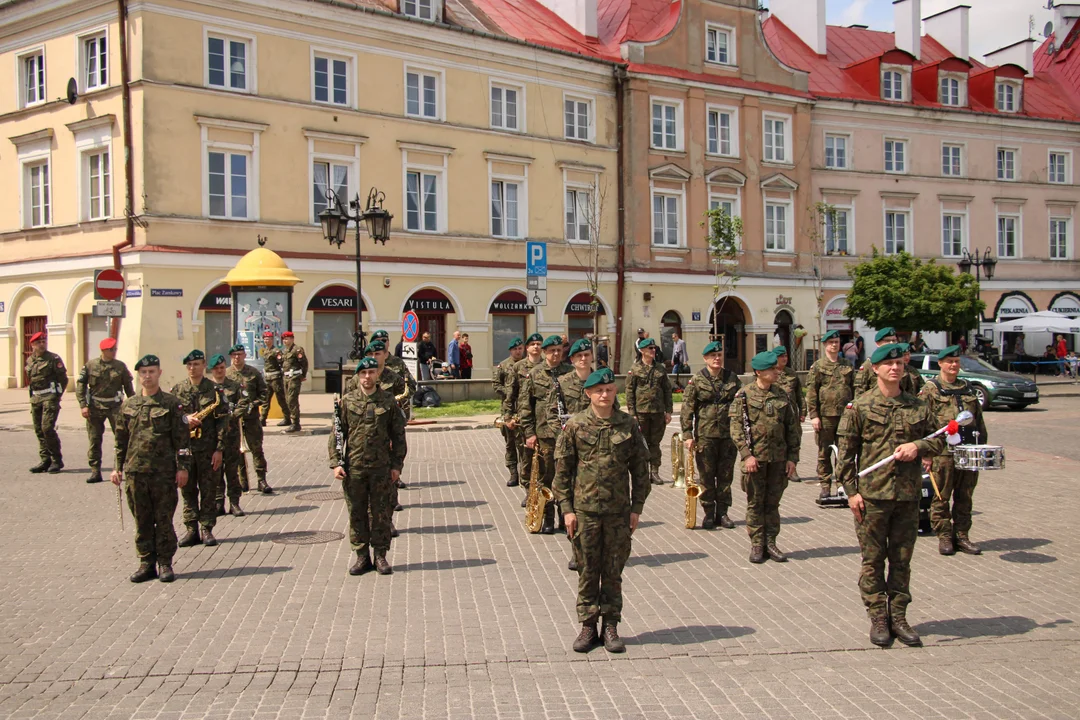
524 448 553 533
672 432 701 529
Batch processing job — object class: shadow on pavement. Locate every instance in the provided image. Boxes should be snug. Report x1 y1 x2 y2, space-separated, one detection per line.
635 520 664 529
409 500 488 510
628 552 708 567
406 480 466 488
272 484 332 493
181 565 293 580
915 616 1072 641
219 533 280 544
976 537 1052 552
246 505 318 517
786 545 861 560
1000 551 1057 563
631 624 756 645
401 524 493 534
395 558 496 572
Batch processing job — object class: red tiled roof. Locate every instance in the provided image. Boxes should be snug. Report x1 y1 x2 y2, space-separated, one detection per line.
1033 21 1080 116
627 62 814 99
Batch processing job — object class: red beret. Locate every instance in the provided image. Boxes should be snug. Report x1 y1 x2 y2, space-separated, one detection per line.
29 332 45 344
263 331 274 338
282 331 294 338
100 338 117 350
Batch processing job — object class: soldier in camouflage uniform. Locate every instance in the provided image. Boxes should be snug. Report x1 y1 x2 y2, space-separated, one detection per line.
901 344 925 396
805 330 855 498
554 368 650 654
25 332 68 473
521 335 574 534
557 338 601 570
838 343 946 648
680 340 740 530
730 351 801 564
260 331 289 427
372 330 417 409
76 337 134 483
111 354 191 583
493 337 525 486
512 333 545 506
171 350 228 548
773 346 805 419
626 337 673 485
227 344 274 494
329 357 408 576
281 331 308 433
920 345 988 556
209 354 248 517
854 327 898 397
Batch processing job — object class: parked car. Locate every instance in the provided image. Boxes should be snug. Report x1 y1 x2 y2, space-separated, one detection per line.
909 354 1039 410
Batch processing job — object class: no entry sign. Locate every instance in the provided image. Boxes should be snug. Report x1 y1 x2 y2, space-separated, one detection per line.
94 269 125 301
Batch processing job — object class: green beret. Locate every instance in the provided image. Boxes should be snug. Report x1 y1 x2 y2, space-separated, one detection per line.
371 330 389 341
364 340 386 354
355 357 378 372
182 349 205 364
569 338 592 357
637 337 656 350
773 345 788 356
207 354 226 369
228 343 246 355
897 343 910 352
134 354 160 370
870 343 905 364
541 335 563 349
702 340 723 356
583 368 616 389
526 332 544 345
937 345 961 360
821 330 840 342
874 327 897 343
507 337 524 350
751 351 778 371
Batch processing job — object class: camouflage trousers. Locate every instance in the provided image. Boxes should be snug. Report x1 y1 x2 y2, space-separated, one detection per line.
742 461 789 546
343 468 394 555
501 425 518 474
285 377 303 427
125 471 179 563
180 448 217 530
516 429 534 500
636 412 666 471
815 415 842 488
855 499 919 618
215 433 244 505
262 377 289 424
536 437 557 490
31 400 62 463
86 406 121 471
695 436 738 516
930 456 979 538
236 415 268 488
575 511 633 624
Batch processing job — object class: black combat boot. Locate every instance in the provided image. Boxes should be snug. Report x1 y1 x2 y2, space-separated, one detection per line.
718 513 736 530
572 623 599 653
283 424 301 434
890 613 922 647
349 552 373 576
869 616 892 647
396 479 406 489
177 526 200 547
391 523 400 538
276 419 291 427
819 485 831 500
201 526 217 547
47 459 63 474
29 460 50 473
86 467 104 484
260 419 267 427
601 623 625 653
157 563 175 583
239 473 250 493
649 469 664 486
766 541 787 562
129 562 158 583
955 533 981 555
394 502 404 512
258 478 275 495
567 556 578 572
749 545 767 564
540 504 556 535
520 494 528 508
506 469 519 488
938 535 956 555
374 553 393 575
228 502 245 517
701 506 717 530
216 501 227 517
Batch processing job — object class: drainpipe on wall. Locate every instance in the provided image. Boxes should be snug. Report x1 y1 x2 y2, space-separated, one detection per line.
613 65 628 374
111 0 135 340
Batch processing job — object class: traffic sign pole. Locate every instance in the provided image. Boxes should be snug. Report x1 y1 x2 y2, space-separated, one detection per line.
402 310 421 377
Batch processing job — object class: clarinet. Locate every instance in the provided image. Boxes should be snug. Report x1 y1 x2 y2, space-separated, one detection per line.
739 391 754 458
332 393 348 473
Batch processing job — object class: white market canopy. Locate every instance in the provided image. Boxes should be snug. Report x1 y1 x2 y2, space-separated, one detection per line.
992 311 1080 334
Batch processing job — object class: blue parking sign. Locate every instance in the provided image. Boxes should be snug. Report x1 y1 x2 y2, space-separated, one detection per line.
526 241 547 276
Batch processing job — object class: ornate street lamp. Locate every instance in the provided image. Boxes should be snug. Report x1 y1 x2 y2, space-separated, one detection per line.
320 187 394 359
957 246 996 337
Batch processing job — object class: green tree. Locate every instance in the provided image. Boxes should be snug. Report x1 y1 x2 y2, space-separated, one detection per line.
702 206 743 338
846 250 985 332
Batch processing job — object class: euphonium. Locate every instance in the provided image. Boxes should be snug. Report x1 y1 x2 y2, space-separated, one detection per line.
189 392 221 439
671 432 687 489
683 439 701 529
524 448 553 533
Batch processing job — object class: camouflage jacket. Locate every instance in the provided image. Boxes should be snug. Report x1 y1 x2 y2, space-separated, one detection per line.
212 375 249 439
920 376 988 448
76 357 134 411
115 391 191 474
511 355 543 417
344 366 406 397
729 381 801 463
385 354 418 396
853 358 875 398
170 376 227 454
837 386 944 501
261 345 285 380
492 355 518 417
553 407 651 515
328 386 407 473
901 364 925 396
519 361 574 440
282 344 308 379
226 364 268 418
775 367 806 419
26 351 68 405
856 357 923 397
806 356 855 419
680 367 740 440
626 360 673 415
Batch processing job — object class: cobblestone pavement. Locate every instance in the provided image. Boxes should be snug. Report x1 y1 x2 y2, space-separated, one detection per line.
1 399 1078 719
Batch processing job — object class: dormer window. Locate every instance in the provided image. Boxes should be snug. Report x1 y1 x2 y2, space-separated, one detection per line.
996 81 1020 112
882 67 907 101
939 73 966 107
402 0 440 21
705 24 735 66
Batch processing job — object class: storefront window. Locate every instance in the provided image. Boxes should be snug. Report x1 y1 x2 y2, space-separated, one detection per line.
314 312 354 369
204 312 231 361
568 316 593 342
493 315 526 365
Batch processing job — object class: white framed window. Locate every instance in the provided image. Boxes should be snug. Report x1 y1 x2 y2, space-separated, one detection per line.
19 49 46 108
312 161 349 221
763 113 791 164
825 133 849 169
490 81 523 132
406 171 440 232
491 180 522 239
942 143 963 177
651 99 683 151
651 192 682 246
764 201 791 251
882 67 907 101
80 31 108 92
706 106 737 157
1049 151 1070 184
825 208 851 254
884 139 907 173
942 213 965 257
405 66 442 120
1050 217 1071 260
885 211 908 254
24 161 51 228
565 187 593 243
939 74 965 106
85 150 111 220
996 81 1020 112
564 94 593 142
705 24 734 65
402 0 439 21
997 214 1019 258
207 151 250 219
708 192 743 250
312 50 353 107
997 147 1017 181
198 116 264 221
205 31 253 93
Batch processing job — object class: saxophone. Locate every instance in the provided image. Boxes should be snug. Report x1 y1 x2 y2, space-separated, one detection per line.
189 391 221 439
523 447 553 533
683 439 701 529
671 433 687 489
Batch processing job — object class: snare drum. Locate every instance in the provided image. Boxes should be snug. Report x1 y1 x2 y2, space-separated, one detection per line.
952 445 1005 471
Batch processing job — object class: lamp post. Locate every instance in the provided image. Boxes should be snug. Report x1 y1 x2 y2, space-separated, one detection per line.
319 187 393 360
957 246 997 339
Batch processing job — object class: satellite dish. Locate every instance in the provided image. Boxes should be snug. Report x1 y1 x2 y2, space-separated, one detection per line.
1045 21 1054 37
65 78 78 105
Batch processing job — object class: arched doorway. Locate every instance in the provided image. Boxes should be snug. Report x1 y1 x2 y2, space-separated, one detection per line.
198 283 233 361
774 309 794 361
564 292 605 342
489 290 534 365
709 297 748 373
660 310 682 369
308 284 365 370
405 288 455 359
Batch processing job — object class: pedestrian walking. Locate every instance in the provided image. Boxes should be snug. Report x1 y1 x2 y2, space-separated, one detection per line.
26 331 68 474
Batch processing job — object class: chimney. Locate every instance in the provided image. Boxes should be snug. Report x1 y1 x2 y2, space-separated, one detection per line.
924 5 969 60
985 38 1036 76
770 0 827 56
894 0 922 60
536 0 597 38
1054 3 1080 42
